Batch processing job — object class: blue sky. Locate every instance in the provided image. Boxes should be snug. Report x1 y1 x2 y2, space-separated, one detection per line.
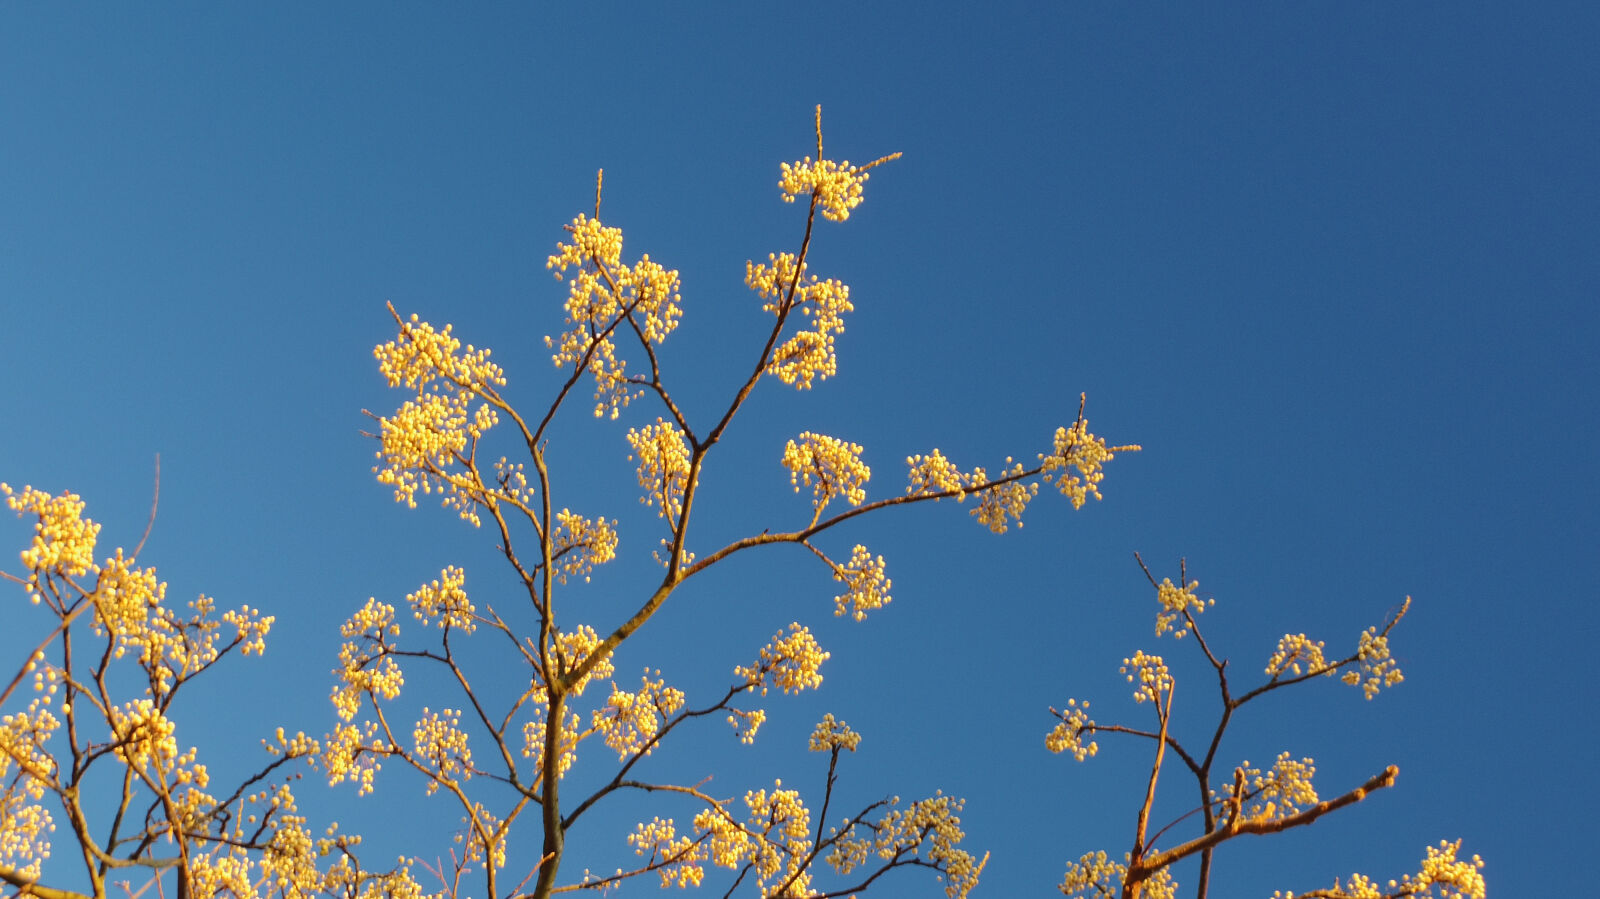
2 3 1595 897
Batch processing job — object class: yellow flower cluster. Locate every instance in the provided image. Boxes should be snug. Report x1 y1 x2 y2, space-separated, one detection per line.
216 815 428 899
725 707 767 745
1266 633 1334 678
459 800 508 871
808 713 861 752
412 707 472 795
903 453 1041 532
555 624 615 697
779 157 873 222
263 726 322 760
332 598 404 722
746 253 855 390
736 624 829 696
626 418 694 521
781 432 870 515
1059 850 1124 899
1154 577 1211 639
108 699 180 773
0 699 58 782
1414 840 1487 899
742 781 813 895
545 215 684 418
866 793 988 899
1038 418 1140 509
407 566 475 633
1345 623 1404 700
627 817 705 888
376 314 506 394
0 699 57 879
693 806 754 872
2 484 101 585
1121 651 1173 704
548 214 623 271
905 450 965 496
188 849 254 898
553 509 620 584
1059 850 1175 899
1222 753 1319 823
373 314 506 522
971 460 1038 534
320 721 384 796
683 782 818 896
593 671 686 760
1273 840 1485 899
84 549 274 694
1044 699 1098 762
91 549 163 654
832 545 891 621
373 395 498 524
520 690 582 781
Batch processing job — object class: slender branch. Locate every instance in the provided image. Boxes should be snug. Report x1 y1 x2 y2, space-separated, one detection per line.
0 866 94 899
131 455 160 559
1131 766 1399 878
1125 682 1174 898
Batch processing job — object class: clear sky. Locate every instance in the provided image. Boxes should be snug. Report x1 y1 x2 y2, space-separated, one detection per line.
2 4 1595 897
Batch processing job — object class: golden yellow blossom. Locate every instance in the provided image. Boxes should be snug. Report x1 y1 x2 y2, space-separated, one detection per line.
412 707 472 794
1345 621 1405 699
777 148 898 224
904 453 1044 531
0 700 56 879
971 460 1038 533
407 566 475 633
108 699 180 773
521 688 582 781
1218 753 1320 823
627 817 705 889
832 545 891 621
626 418 694 521
320 721 385 796
593 671 686 760
742 781 813 894
553 509 619 584
782 432 870 515
372 314 506 522
1267 633 1335 678
694 805 755 871
1414 840 1487 899
375 315 505 395
1121 650 1173 704
746 253 856 389
1060 850 1175 899
1038 417 1140 509
459 801 508 871
1154 577 1211 639
555 624 615 697
1045 699 1098 762
1273 840 1485 899
332 598 404 722
3 484 100 586
870 793 987 899
808 713 861 752
905 450 966 497
725 707 767 745
736 624 829 696
544 215 683 418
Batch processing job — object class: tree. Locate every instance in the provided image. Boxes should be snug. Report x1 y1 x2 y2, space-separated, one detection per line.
1 109 1480 899
1046 557 1485 899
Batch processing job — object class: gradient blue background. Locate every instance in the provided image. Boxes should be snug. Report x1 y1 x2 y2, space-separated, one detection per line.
2 4 1594 897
